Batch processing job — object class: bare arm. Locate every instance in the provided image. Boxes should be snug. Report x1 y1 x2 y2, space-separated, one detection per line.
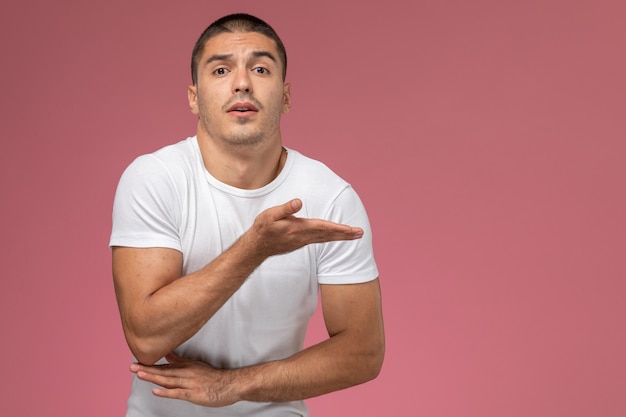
129 278 385 406
113 198 364 365
241 278 385 401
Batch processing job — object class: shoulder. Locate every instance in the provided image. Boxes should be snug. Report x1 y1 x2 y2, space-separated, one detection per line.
287 150 350 193
283 150 362 218
119 137 201 187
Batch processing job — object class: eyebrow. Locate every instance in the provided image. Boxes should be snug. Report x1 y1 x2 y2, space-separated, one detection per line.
204 50 277 65
251 50 277 63
205 53 233 65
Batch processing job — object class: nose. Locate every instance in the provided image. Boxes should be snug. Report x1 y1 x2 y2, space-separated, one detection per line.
233 69 251 94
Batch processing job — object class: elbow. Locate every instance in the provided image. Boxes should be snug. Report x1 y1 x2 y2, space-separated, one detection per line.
353 338 385 384
132 351 163 366
125 333 167 365
367 325 386 380
364 343 385 381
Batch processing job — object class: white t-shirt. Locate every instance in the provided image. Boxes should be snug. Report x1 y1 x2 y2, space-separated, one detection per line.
110 136 378 416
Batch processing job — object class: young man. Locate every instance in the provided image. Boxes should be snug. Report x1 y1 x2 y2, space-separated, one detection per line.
110 13 384 416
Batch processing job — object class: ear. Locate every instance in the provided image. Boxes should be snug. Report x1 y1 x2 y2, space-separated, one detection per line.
187 85 199 115
282 83 292 114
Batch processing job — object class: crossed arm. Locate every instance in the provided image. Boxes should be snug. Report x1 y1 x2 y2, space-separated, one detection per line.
113 199 385 406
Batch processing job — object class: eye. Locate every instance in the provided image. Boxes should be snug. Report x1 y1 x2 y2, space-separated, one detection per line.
253 67 269 75
213 67 229 76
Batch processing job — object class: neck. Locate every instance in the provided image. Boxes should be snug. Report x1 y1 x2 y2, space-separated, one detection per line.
197 131 287 190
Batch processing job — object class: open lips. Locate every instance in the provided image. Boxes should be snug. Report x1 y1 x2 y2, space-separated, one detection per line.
228 102 258 114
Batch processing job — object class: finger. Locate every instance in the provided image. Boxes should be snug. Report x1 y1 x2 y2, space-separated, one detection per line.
130 363 142 374
130 361 172 375
289 198 303 213
348 227 364 240
130 361 184 377
152 387 189 401
299 219 364 241
136 369 189 389
317 228 363 241
268 198 302 221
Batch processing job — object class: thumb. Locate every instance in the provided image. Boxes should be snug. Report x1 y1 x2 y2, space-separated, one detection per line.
287 198 303 214
273 198 302 219
261 198 303 222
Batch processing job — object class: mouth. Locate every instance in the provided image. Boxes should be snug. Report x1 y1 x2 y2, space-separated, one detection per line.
227 102 258 115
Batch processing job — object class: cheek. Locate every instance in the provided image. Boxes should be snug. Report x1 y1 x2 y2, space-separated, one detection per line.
197 91 221 114
268 90 287 112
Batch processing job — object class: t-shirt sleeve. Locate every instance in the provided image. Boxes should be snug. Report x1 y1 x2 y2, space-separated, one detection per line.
109 155 182 251
316 186 379 284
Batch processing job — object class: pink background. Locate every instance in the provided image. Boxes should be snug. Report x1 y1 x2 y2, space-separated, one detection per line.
1 1 624 416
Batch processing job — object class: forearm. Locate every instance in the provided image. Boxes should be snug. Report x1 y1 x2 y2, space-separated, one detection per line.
236 328 384 402
236 280 385 402
133 329 384 406
121 233 266 364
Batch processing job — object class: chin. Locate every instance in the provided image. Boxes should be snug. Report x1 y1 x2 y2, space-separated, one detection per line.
223 133 266 147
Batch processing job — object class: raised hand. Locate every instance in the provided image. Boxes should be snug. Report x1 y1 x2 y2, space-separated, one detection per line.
247 198 364 258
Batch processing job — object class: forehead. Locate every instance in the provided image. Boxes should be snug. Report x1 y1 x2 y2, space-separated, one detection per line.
201 31 280 60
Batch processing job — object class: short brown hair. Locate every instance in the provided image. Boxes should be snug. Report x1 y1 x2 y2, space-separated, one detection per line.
191 13 288 85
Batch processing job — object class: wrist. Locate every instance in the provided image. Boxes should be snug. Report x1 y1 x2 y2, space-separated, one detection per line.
229 364 260 402
239 226 271 263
